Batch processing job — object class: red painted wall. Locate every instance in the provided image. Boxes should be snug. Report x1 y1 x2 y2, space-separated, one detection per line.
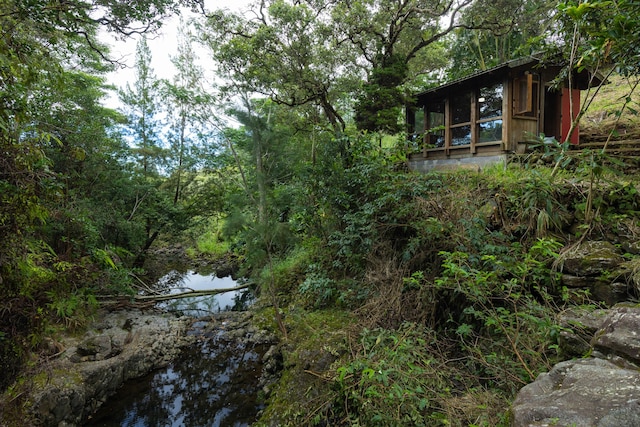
561 88 581 144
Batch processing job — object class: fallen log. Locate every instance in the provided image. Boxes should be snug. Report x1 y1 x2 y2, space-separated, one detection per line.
97 283 253 308
133 283 252 302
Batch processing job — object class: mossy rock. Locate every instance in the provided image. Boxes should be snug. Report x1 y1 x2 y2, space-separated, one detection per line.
561 241 625 277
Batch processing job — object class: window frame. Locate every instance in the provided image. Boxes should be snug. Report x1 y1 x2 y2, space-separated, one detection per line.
514 73 539 118
420 82 504 152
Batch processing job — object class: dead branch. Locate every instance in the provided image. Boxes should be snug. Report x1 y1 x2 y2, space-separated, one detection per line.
98 283 252 307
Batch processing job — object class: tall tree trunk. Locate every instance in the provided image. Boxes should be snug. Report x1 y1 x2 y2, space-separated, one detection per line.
174 112 186 205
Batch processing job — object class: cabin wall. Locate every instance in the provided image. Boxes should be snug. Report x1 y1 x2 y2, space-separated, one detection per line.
408 59 600 173
509 118 539 153
561 88 580 144
408 153 507 173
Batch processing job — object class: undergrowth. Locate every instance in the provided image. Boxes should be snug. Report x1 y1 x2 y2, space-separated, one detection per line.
255 158 640 426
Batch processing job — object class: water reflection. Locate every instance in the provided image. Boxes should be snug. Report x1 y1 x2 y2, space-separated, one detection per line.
86 326 268 427
154 271 254 316
84 271 262 427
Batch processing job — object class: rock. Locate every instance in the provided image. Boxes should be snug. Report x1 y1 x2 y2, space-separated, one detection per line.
558 308 609 357
592 281 630 306
615 258 640 296
516 305 640 426
592 305 640 364
511 358 640 427
561 241 625 277
561 274 602 288
622 241 640 255
27 310 194 426
76 335 112 361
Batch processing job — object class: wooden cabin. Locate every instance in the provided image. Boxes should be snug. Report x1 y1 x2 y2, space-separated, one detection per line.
407 57 603 172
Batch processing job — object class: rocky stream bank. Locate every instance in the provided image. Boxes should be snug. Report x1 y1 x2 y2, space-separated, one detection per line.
5 237 640 426
511 239 640 426
4 308 279 427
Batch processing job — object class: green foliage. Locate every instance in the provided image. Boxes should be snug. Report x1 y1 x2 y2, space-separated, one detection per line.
508 169 572 237
259 245 312 296
434 239 563 391
0 0 211 394
299 271 339 308
254 308 356 427
446 0 556 80
193 229 230 257
355 54 408 133
333 323 509 426
311 134 443 276
557 0 640 76
334 324 442 426
46 289 98 328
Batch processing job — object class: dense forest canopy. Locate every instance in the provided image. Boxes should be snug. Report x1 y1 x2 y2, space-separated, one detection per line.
1 0 640 423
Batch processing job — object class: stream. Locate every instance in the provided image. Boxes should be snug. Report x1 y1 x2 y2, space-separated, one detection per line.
85 270 269 427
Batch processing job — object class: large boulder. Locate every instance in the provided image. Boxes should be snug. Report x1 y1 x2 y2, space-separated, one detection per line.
558 308 609 357
514 305 640 426
561 275 629 306
559 241 632 305
592 305 640 364
511 358 640 427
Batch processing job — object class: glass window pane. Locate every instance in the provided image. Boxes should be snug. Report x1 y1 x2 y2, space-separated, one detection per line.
429 111 444 126
430 133 445 148
427 101 445 148
414 109 425 134
479 84 503 119
518 78 530 113
451 93 471 124
451 125 471 146
478 119 503 143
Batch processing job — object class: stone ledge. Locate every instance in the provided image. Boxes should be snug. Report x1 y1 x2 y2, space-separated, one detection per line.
28 310 195 427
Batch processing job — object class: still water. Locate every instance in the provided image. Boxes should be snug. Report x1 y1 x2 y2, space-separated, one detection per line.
154 270 254 315
85 271 265 427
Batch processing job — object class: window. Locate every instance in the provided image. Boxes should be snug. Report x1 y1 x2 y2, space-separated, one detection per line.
413 109 425 135
477 83 503 143
451 93 471 124
478 120 503 143
420 82 504 151
450 93 471 146
514 73 539 117
427 102 445 147
409 108 425 143
479 84 503 119
452 125 472 146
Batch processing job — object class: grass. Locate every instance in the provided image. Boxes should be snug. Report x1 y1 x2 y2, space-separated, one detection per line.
581 73 640 140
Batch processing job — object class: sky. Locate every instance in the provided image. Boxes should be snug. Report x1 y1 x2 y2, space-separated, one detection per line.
102 0 252 109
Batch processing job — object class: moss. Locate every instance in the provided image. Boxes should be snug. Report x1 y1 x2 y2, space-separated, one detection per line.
31 368 83 389
1 365 83 427
252 306 281 333
255 307 356 426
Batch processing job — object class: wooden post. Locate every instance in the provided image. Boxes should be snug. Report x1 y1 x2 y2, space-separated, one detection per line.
471 91 477 154
445 98 451 156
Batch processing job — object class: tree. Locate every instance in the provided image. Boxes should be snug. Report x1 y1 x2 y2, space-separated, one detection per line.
556 0 640 76
0 0 201 392
200 0 357 135
119 36 165 175
446 0 558 79
161 23 216 206
201 0 530 136
117 36 175 264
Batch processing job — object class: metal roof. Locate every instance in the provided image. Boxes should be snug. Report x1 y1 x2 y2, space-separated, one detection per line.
415 55 545 99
